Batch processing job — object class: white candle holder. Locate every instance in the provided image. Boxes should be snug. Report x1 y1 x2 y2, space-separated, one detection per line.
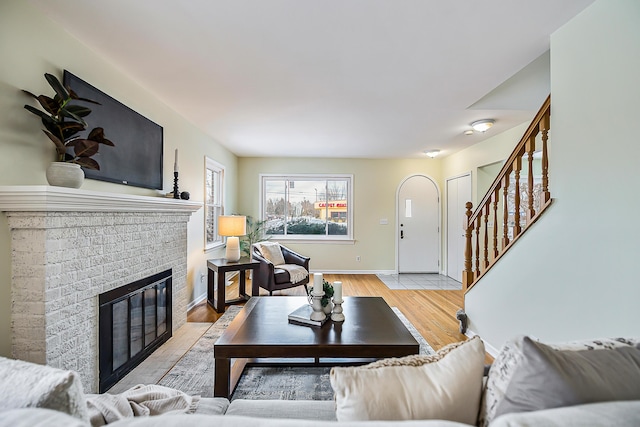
331 298 345 322
309 290 327 322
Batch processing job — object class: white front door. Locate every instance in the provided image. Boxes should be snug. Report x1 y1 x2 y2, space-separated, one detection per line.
446 173 471 282
398 175 439 273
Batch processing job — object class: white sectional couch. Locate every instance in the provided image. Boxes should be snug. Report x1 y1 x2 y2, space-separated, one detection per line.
1 335 639 427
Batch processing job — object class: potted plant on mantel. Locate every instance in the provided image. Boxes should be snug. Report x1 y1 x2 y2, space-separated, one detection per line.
23 73 114 188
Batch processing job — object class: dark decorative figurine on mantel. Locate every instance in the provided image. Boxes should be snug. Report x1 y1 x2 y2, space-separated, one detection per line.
173 148 180 199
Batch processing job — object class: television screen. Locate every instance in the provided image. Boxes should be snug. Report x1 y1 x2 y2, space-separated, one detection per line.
63 70 164 190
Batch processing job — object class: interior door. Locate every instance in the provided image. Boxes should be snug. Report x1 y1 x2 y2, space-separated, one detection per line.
398 175 439 273
446 173 471 282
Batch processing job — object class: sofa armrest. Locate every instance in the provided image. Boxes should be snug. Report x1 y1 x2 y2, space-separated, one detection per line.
490 401 640 427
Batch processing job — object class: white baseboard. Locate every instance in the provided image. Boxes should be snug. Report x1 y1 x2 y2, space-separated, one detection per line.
465 329 500 358
310 269 396 275
188 270 240 312
226 271 238 285
187 293 207 312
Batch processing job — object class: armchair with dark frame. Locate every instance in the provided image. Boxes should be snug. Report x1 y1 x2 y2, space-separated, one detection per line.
251 243 310 295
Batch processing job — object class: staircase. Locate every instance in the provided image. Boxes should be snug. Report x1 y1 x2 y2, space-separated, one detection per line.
463 95 552 291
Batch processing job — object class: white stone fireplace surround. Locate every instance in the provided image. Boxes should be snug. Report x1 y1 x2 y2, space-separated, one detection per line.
0 186 201 392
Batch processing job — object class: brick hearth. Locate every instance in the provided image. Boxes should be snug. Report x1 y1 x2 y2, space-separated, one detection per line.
0 186 201 392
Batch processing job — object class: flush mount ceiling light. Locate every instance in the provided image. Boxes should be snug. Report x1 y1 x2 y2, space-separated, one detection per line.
424 149 440 158
464 130 474 136
470 119 495 133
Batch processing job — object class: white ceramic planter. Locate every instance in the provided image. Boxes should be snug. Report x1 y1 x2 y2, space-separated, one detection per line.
323 301 333 315
46 162 84 188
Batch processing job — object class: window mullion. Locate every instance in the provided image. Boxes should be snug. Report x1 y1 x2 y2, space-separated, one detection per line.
284 180 289 236
324 181 329 236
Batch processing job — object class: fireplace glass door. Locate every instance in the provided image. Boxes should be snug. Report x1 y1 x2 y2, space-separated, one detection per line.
99 269 172 392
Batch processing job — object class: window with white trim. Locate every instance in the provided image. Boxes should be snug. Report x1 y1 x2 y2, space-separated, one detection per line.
261 174 353 241
205 158 224 249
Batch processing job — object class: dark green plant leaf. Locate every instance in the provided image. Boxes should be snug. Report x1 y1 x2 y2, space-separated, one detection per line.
87 127 115 147
87 127 104 141
22 89 60 114
87 127 114 146
67 87 101 105
64 104 92 117
37 96 60 115
42 118 59 136
60 121 85 132
59 108 88 128
22 89 38 99
44 73 70 100
60 122 85 140
323 281 334 298
72 139 99 157
24 104 51 120
75 156 99 170
42 129 67 153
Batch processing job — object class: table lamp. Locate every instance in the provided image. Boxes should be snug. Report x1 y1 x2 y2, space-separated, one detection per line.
218 215 247 262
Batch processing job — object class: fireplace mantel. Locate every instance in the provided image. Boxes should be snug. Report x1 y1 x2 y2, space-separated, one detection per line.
0 186 202 213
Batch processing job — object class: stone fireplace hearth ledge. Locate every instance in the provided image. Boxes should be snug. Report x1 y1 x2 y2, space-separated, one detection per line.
0 185 202 393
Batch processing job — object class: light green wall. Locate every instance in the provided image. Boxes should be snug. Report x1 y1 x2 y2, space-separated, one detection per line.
477 162 503 200
238 157 443 272
442 123 529 207
0 0 236 356
439 123 529 278
465 0 640 350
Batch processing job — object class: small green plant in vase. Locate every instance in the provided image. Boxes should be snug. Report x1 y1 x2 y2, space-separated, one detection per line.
321 280 334 308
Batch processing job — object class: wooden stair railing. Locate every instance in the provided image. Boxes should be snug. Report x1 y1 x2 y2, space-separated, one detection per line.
463 95 552 291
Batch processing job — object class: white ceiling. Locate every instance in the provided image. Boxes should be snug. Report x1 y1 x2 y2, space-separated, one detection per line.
27 0 594 159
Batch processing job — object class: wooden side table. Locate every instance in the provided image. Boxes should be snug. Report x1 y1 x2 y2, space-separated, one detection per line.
207 257 260 313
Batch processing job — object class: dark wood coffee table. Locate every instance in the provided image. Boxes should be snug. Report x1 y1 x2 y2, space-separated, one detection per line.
213 296 420 398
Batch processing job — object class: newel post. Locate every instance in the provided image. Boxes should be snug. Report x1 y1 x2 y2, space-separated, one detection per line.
462 202 474 290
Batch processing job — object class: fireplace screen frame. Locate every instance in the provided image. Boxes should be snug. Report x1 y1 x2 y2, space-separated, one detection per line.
99 269 172 392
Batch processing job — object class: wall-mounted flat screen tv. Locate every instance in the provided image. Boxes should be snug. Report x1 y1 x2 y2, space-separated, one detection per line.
63 70 163 190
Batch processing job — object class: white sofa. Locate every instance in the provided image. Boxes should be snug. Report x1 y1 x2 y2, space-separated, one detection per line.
1 335 639 427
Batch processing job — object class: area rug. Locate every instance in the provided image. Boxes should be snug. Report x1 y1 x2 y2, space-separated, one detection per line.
158 300 434 399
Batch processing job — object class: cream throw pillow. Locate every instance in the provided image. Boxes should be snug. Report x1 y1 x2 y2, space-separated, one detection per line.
258 242 286 266
330 336 485 424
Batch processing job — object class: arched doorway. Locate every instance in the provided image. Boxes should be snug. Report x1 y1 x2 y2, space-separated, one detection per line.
397 175 440 273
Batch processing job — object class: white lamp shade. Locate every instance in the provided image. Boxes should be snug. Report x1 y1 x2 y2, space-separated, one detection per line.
218 215 247 237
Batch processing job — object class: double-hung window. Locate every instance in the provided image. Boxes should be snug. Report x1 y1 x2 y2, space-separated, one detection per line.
261 174 353 241
205 158 225 250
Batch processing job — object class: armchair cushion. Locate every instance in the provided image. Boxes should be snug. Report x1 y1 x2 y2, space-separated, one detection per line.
257 242 286 266
273 267 291 284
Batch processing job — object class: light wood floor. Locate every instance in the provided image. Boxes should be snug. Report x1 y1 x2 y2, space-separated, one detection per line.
189 273 479 357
